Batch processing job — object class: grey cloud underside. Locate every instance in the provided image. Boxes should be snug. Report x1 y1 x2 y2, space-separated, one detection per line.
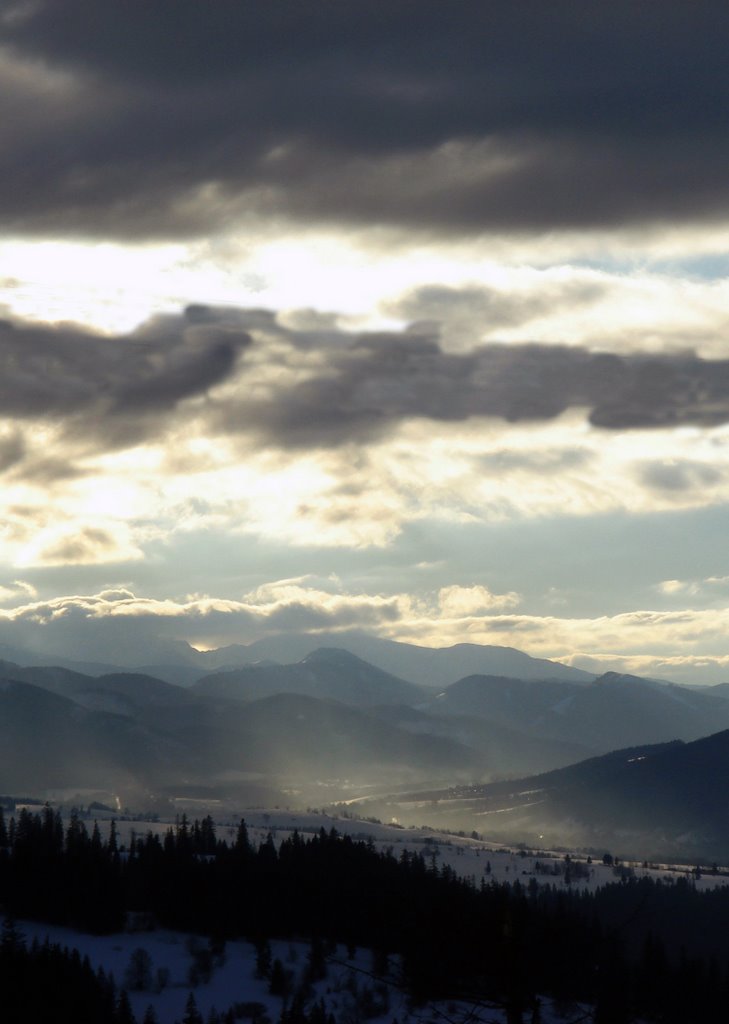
389 282 607 333
225 332 729 446
3 1 729 237
0 311 248 418
638 460 724 494
3 308 729 462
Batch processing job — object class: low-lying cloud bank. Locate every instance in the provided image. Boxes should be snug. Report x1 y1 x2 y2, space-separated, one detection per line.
1 582 729 684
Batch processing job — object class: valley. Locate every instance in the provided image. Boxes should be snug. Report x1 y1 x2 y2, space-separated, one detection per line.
2 635 729 862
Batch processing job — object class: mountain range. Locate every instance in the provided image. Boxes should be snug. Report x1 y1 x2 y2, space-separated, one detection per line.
0 632 595 688
2 636 729 858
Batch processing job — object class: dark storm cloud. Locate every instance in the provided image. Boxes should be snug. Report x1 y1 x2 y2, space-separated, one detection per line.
0 307 249 452
5 305 729 454
3 1 729 237
219 329 729 446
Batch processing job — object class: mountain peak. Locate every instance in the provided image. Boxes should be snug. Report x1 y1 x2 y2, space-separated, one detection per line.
301 647 369 667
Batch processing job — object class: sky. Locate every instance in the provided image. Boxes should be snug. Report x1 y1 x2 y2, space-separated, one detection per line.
2 1 729 682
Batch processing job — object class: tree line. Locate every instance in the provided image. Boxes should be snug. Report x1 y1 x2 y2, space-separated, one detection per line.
2 806 729 1022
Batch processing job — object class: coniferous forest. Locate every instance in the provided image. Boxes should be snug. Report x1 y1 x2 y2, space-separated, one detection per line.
2 807 729 1022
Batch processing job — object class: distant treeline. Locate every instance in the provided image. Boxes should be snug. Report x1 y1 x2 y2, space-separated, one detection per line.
2 807 729 1022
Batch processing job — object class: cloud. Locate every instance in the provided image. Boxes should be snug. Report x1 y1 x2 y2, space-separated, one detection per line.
386 280 607 345
658 579 688 596
656 574 729 601
0 306 248 419
0 430 25 472
475 448 592 475
0 579 36 606
218 328 729 447
9 305 729 465
0 581 408 660
3 3 729 239
1 302 729 569
438 584 520 616
14 524 145 567
2 582 729 684
638 459 724 493
0 307 249 462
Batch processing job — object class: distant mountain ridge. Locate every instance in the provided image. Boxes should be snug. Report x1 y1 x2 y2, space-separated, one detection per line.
427 669 729 752
0 634 595 688
192 647 427 707
0 645 599 808
200 634 596 688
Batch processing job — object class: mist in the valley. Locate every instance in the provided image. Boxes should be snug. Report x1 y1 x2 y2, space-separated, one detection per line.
3 634 729 861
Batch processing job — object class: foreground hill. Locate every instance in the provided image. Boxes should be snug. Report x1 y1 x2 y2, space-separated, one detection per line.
369 729 729 860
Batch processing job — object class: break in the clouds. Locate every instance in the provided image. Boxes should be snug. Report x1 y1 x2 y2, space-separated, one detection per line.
2 3 729 680
3 2 729 238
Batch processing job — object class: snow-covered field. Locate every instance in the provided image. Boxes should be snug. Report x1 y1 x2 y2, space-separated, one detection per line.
7 807 726 1023
12 922 399 1024
10 918 585 1024
104 807 729 895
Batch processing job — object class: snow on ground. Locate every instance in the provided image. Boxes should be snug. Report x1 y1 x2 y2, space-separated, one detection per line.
98 808 729 896
7 916 581 1024
7 807 723 1022
10 923 398 1024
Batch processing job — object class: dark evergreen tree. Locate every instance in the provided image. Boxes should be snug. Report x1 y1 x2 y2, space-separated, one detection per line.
182 991 203 1024
116 989 137 1024
235 818 251 855
254 937 272 979
269 958 289 997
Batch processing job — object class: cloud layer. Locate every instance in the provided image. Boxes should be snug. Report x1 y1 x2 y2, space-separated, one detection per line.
3 2 729 239
3 581 729 684
1 303 728 569
4 305 729 465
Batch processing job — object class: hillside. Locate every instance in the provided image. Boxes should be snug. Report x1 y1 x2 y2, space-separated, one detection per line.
430 670 729 752
367 729 729 860
192 647 427 707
